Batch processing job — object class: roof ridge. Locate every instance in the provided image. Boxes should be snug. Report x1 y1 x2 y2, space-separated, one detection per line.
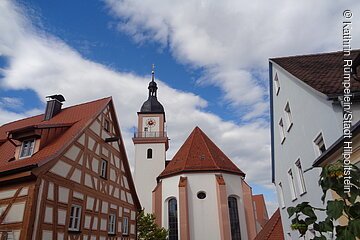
182 129 197 172
270 48 360 60
0 96 112 128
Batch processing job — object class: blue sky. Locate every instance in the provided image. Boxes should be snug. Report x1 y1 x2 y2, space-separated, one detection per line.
1 0 359 215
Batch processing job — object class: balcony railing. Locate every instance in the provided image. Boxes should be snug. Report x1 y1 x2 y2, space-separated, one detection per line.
133 131 167 138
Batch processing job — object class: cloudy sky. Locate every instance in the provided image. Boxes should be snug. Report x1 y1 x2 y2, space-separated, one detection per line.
0 0 359 215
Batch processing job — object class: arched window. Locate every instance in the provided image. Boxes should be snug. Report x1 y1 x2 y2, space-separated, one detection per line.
168 198 178 240
147 148 153 159
228 196 241 240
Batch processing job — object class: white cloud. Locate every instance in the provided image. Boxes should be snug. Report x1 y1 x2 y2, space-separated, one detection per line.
104 0 360 119
0 0 278 214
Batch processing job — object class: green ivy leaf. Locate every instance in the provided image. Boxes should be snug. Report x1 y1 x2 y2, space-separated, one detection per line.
287 207 296 218
349 219 360 237
348 202 360 219
327 200 344 220
302 206 316 218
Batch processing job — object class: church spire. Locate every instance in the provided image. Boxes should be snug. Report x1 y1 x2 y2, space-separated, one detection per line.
148 64 158 97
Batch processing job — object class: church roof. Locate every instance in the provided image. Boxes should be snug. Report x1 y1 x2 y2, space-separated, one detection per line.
254 209 284 240
139 69 165 114
140 96 165 113
158 126 245 180
270 49 360 97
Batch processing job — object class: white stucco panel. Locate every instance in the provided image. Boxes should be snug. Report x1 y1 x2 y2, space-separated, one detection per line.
47 182 54 200
58 187 69 204
18 187 28 197
3 202 25 223
70 168 82 184
100 218 107 231
50 160 72 177
64 145 81 161
90 120 101 136
42 230 52 240
58 209 66 225
44 206 53 224
86 196 94 210
0 189 17 200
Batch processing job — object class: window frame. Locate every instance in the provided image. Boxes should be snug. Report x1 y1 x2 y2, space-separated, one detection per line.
68 204 82 232
274 73 280 95
278 182 286 209
108 213 117 235
19 138 36 159
314 133 326 156
122 216 129 236
288 169 297 201
147 148 153 159
228 196 241 240
168 198 178 240
278 118 286 144
100 159 108 179
295 159 307 195
284 102 293 132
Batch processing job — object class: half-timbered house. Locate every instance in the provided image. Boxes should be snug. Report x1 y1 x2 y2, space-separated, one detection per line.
0 96 140 240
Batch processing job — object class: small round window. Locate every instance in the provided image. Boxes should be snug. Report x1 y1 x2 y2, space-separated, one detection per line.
197 191 206 199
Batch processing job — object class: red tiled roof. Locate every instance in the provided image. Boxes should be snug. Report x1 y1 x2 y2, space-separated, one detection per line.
0 97 111 174
254 209 284 240
271 49 360 96
253 194 269 227
158 126 245 179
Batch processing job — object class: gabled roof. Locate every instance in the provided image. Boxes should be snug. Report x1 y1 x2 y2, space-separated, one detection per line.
158 126 245 179
0 97 111 174
254 209 284 240
270 49 360 96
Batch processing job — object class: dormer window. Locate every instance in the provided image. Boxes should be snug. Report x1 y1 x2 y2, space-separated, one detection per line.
19 139 35 159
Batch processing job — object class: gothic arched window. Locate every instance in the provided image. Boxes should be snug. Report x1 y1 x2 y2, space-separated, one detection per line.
147 148 153 159
228 196 241 240
168 198 178 240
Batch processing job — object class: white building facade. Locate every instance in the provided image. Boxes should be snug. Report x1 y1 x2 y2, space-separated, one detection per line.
269 50 360 239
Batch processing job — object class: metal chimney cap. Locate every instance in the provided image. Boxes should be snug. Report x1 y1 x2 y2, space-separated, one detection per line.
46 94 66 102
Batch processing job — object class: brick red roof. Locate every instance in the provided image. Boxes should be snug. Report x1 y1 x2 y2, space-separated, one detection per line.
158 126 245 179
254 209 284 240
271 49 360 96
0 97 111 174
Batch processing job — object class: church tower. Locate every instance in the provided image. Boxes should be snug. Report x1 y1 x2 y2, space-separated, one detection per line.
133 67 169 213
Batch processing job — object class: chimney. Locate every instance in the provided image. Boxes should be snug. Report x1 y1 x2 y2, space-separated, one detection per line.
44 94 66 120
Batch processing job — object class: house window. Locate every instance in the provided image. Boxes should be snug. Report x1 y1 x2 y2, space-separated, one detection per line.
100 159 108 179
274 73 280 95
228 196 241 240
284 102 293 131
278 182 285 208
104 119 110 132
168 198 178 240
279 118 286 144
147 148 153 159
314 133 326 155
288 169 297 200
108 213 116 235
295 159 307 195
68 204 82 231
19 139 35 159
122 217 129 235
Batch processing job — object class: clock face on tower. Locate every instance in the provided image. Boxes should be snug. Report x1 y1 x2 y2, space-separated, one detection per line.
145 118 157 128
